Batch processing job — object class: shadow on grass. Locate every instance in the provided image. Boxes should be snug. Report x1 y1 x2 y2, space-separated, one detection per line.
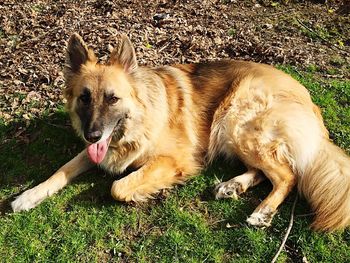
0 111 130 214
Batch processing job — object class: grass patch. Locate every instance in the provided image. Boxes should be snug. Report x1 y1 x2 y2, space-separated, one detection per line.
0 67 349 262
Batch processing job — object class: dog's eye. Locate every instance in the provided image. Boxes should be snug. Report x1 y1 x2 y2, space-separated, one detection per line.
79 94 90 105
108 96 119 105
79 88 91 105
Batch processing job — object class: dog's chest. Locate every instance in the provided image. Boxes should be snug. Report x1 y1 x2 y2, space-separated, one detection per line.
99 141 145 174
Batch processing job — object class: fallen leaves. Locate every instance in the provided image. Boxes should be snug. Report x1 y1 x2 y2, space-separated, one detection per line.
0 0 348 124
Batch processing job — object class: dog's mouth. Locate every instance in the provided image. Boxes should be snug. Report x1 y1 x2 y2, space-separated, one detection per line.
86 117 125 165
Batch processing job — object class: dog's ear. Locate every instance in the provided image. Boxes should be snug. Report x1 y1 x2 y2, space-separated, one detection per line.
65 33 96 75
109 34 138 73
64 33 96 99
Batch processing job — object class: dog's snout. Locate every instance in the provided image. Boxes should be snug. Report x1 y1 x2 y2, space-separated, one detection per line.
85 130 102 143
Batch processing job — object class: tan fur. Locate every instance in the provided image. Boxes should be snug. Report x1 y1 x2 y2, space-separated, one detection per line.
299 140 350 231
11 34 350 232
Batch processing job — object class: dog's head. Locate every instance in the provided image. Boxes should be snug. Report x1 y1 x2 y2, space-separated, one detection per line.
64 33 140 164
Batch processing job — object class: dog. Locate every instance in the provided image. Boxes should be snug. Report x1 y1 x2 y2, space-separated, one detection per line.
11 33 350 231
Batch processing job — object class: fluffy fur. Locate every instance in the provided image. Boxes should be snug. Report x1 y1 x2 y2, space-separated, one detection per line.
11 33 350 232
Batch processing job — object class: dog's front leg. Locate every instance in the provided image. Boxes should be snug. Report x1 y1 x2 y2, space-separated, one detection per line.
11 150 93 212
111 156 187 202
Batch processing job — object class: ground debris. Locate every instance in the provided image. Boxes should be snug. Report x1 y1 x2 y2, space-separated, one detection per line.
1 0 349 123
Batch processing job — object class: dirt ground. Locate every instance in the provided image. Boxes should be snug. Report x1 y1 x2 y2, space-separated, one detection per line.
0 0 349 123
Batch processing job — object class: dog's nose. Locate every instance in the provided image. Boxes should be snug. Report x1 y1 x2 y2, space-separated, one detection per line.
85 130 102 143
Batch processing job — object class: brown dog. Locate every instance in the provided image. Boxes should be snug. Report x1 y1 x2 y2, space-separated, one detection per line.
11 33 350 231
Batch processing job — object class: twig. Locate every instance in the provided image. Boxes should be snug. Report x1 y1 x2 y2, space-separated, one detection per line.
324 74 344 79
46 122 70 129
271 194 298 263
158 42 170 53
251 8 296 18
296 212 315 217
208 218 226 226
296 18 350 56
16 27 60 49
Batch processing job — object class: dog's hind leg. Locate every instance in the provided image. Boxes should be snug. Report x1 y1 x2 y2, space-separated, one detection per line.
11 150 93 212
111 156 191 202
246 162 297 227
214 166 265 199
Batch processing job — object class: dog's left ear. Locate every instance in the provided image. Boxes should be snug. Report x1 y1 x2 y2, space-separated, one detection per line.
109 35 138 73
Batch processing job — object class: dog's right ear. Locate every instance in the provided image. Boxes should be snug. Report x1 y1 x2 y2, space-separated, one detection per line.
109 34 138 73
64 33 97 99
64 33 96 76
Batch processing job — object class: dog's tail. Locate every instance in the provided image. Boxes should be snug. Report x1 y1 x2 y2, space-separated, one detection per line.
298 138 350 231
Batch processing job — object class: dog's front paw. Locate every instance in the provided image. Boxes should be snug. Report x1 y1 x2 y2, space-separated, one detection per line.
214 181 243 200
11 186 47 212
246 207 276 227
111 180 134 202
111 176 151 203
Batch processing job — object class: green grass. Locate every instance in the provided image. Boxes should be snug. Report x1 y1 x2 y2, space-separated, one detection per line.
0 67 349 262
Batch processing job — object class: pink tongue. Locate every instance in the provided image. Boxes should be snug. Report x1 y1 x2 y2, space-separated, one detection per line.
87 139 109 164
